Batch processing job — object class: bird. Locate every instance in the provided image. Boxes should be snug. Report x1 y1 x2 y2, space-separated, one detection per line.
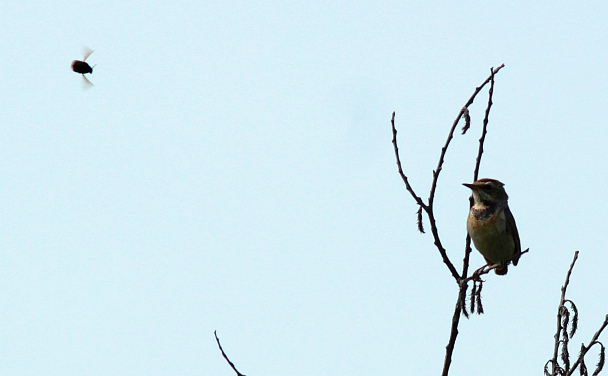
463 178 521 275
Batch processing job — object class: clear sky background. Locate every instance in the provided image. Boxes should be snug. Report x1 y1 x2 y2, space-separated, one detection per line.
2 1 608 375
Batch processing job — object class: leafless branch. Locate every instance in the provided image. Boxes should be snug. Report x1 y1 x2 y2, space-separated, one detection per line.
443 283 469 374
546 251 608 376
392 111 461 279
431 63 504 208
550 251 580 374
391 111 426 211
215 331 246 376
473 67 497 181
566 316 608 376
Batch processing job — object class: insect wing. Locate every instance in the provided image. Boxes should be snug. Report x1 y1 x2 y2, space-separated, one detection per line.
82 47 94 61
81 74 94 89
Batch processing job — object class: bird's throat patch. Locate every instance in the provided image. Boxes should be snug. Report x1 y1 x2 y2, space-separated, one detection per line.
470 204 498 220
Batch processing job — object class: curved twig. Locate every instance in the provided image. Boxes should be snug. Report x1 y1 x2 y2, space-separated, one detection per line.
214 331 246 376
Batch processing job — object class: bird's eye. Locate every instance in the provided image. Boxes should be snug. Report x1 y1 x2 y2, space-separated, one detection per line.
483 185 492 191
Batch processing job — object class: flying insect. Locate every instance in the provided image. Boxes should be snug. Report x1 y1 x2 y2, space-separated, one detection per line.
71 48 96 88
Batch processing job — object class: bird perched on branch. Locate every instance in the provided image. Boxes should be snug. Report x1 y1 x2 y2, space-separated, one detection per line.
464 178 521 275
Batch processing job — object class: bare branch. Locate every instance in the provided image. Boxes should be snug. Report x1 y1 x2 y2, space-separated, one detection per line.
391 112 459 279
459 236 474 311
473 67 497 181
214 331 246 376
430 63 504 208
442 284 467 376
390 112 426 212
566 315 608 376
426 211 461 281
551 251 580 373
546 251 608 376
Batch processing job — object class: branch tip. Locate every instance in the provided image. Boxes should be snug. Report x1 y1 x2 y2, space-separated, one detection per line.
214 331 246 376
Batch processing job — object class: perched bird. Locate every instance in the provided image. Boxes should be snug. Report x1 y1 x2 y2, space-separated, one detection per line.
71 47 96 88
464 178 521 275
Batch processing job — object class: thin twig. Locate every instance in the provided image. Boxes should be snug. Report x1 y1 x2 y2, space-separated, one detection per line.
392 111 458 277
391 112 426 210
426 210 460 281
214 331 246 376
429 63 504 208
553 251 608 376
461 236 474 288
473 67 497 181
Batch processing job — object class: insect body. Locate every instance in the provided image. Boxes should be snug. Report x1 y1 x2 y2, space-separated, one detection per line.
71 48 96 87
71 60 93 74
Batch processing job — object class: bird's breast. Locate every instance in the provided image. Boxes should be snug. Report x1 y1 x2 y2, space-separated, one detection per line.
468 206 506 233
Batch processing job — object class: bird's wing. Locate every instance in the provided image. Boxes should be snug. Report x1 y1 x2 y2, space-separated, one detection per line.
505 207 521 266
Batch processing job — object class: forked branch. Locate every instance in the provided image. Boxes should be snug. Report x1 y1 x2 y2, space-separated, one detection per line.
546 252 608 376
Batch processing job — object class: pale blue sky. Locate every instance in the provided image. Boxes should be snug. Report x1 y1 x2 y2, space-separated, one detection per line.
2 1 608 375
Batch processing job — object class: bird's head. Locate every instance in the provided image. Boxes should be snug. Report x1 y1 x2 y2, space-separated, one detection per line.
463 178 508 206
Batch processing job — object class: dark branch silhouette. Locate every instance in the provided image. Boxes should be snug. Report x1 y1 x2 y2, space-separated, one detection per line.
214 331 246 376
390 112 426 211
473 67 496 180
545 252 608 376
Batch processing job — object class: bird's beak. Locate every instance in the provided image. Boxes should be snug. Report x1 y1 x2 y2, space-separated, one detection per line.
463 183 478 190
